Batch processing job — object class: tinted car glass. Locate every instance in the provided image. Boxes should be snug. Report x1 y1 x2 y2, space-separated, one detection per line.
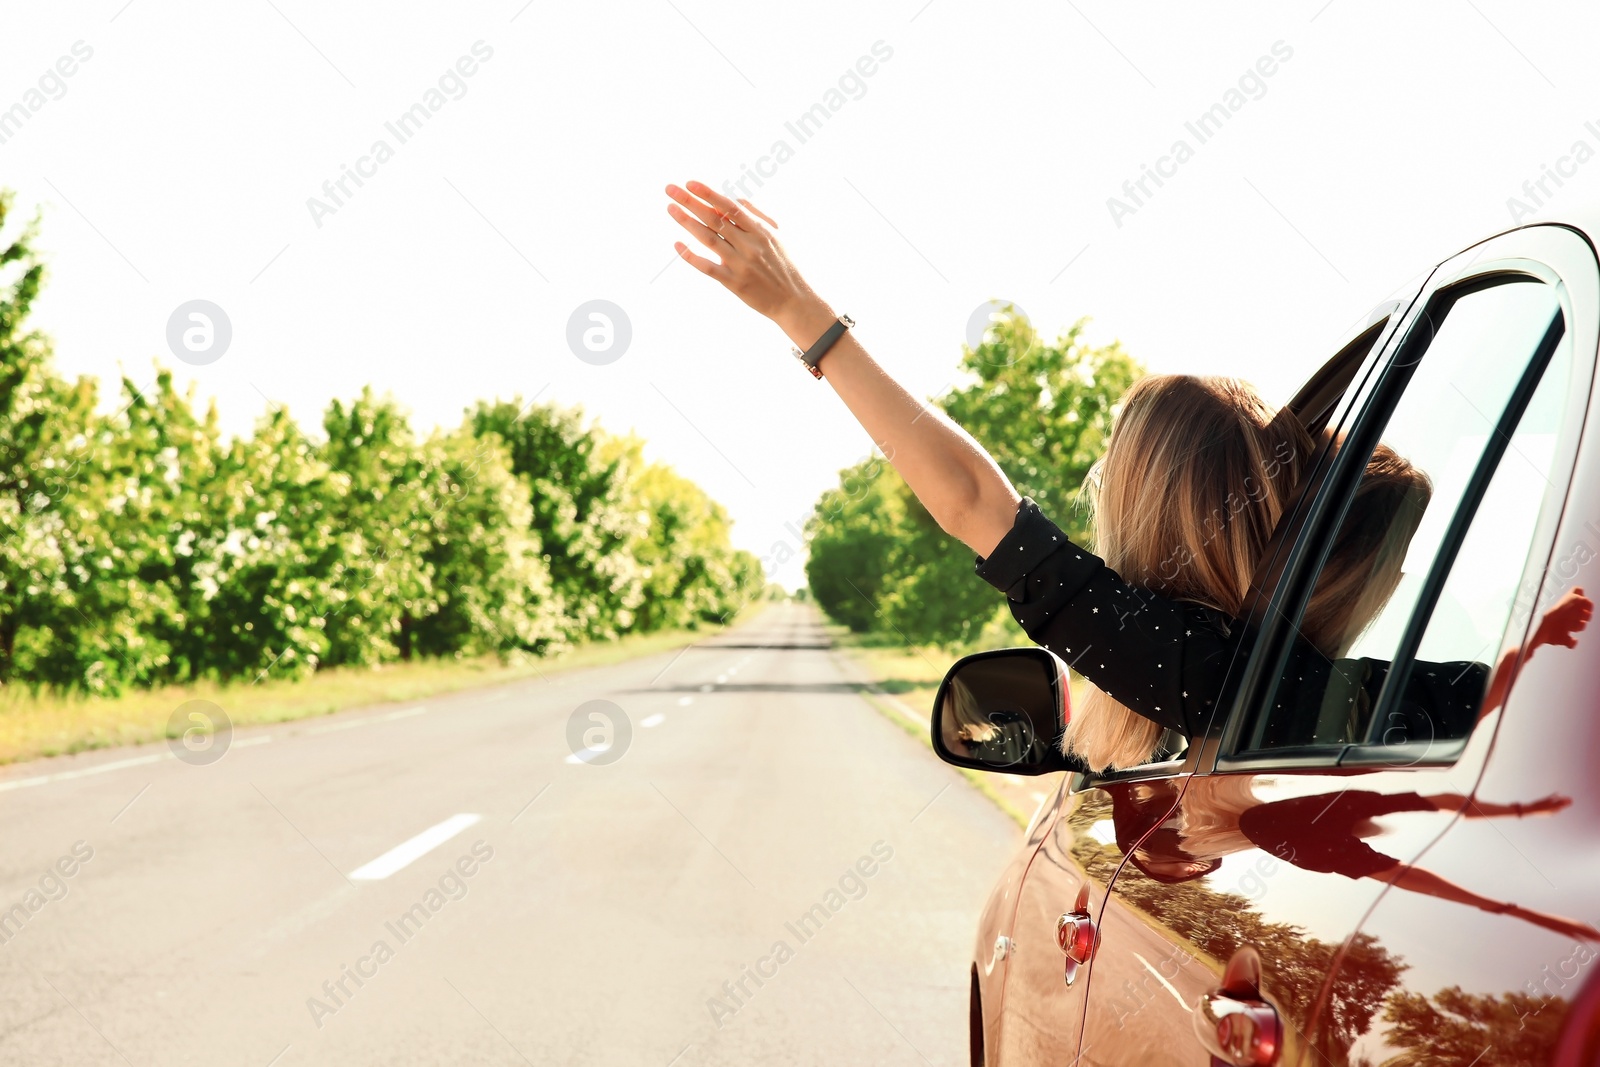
1242 279 1568 754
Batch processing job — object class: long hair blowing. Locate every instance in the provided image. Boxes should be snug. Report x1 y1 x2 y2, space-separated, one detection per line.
1066 375 1314 771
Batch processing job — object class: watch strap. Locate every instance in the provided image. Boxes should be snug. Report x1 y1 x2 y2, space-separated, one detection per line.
792 314 855 378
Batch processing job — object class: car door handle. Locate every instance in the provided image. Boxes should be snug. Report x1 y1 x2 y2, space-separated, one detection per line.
1194 946 1281 1066
1056 910 1097 965
1056 886 1098 985
1057 883 1098 966
1055 909 1096 986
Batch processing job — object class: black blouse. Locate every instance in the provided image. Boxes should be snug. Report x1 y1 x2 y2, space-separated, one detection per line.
973 498 1486 748
974 497 1237 740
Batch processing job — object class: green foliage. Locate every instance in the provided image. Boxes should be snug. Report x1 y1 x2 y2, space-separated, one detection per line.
188 405 336 682
622 441 764 630
804 309 1143 646
465 403 762 641
469 400 646 641
0 194 759 693
805 456 899 633
942 311 1139 542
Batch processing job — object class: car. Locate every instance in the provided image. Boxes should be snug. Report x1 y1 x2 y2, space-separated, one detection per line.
930 218 1600 1066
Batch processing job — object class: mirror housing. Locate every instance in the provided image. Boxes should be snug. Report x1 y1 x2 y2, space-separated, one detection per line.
930 647 1075 775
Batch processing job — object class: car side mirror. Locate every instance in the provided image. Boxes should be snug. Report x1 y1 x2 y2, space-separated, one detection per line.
930 647 1075 775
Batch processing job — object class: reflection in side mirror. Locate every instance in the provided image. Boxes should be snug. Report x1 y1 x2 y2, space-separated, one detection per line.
930 647 1075 776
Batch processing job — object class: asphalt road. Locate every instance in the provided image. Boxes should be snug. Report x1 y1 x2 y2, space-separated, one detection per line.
0 602 1019 1066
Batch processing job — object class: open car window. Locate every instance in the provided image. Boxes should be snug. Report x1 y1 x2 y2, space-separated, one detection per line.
1232 276 1573 764
1077 308 1400 786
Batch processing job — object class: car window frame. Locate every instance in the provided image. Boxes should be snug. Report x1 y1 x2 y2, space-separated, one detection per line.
1239 270 1564 762
1210 226 1600 775
1069 297 1415 794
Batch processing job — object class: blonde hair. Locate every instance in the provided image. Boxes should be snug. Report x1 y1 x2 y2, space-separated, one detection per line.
1065 375 1313 771
1063 376 1432 772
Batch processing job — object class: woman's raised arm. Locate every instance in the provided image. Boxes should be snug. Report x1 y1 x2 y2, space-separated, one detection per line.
665 180 1021 557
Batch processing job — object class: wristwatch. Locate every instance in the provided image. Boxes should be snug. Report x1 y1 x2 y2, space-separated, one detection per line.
792 314 855 379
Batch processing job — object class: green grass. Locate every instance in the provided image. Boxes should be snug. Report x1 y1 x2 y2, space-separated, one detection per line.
0 601 770 767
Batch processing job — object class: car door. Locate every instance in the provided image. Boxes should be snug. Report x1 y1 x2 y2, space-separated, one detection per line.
1303 224 1600 1066
993 740 1196 1063
1073 223 1595 1066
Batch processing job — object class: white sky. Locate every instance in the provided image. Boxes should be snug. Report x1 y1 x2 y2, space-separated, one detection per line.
5 0 1600 588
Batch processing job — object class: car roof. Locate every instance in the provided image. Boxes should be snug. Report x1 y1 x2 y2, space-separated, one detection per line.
1488 202 1600 257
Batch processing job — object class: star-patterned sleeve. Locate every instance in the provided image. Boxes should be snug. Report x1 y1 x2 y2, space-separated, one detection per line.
973 497 1235 740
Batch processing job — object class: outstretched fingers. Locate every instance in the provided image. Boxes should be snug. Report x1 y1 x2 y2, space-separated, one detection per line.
736 197 778 229
674 241 727 279
666 178 802 317
666 183 728 232
667 202 729 253
686 181 770 234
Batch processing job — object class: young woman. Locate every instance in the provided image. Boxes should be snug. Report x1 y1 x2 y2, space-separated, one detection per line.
663 181 1587 770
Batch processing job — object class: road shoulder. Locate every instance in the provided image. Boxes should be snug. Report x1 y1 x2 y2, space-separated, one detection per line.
0 600 776 770
829 642 1065 831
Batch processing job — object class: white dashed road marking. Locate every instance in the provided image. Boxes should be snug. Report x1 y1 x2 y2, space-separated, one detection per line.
350 813 483 881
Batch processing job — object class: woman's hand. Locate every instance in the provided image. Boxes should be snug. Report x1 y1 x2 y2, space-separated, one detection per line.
665 181 834 342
